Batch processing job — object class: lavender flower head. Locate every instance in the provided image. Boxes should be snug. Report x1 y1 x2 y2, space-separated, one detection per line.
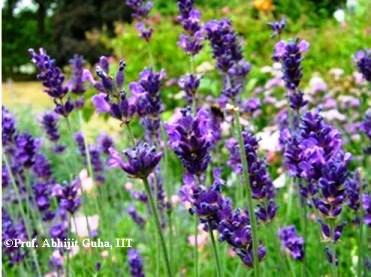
53 179 81 215
2 106 17 148
362 194 371 226
41 111 60 142
127 248 145 277
108 142 162 179
33 181 55 221
178 74 201 104
278 225 304 260
360 109 371 140
29 48 68 99
205 19 250 99
226 131 276 222
353 49 371 82
218 208 266 267
32 154 52 180
96 133 115 155
15 133 41 168
273 38 309 90
2 210 28 265
177 0 204 55
268 17 286 38
165 108 215 176
127 205 146 228
345 171 361 211
68 54 86 94
191 168 232 230
126 0 152 19
126 0 153 41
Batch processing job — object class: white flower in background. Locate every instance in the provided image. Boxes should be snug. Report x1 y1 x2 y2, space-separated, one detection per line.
79 169 94 194
273 173 287 188
346 0 358 11
71 214 99 238
334 9 345 24
257 127 280 152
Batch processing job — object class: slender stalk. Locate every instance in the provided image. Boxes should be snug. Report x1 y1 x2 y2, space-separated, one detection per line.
194 216 199 277
328 220 338 277
234 108 260 277
302 200 308 277
208 221 222 277
143 178 172 277
358 215 364 277
3 154 42 277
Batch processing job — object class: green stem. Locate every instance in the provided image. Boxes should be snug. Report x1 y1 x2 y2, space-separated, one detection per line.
143 178 172 277
234 109 260 277
208 221 222 277
3 154 42 277
302 201 308 277
358 221 363 277
194 216 199 277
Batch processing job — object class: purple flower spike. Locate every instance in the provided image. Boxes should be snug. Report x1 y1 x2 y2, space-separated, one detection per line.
362 194 371 226
2 106 17 148
178 74 201 103
353 49 371 82
278 225 304 261
29 48 69 99
68 54 86 94
127 248 145 277
165 108 216 176
273 38 309 91
345 171 361 211
127 205 146 227
96 133 114 155
126 0 153 20
15 133 41 168
53 179 81 215
226 131 276 222
205 19 250 99
41 111 61 142
108 142 162 179
268 17 286 38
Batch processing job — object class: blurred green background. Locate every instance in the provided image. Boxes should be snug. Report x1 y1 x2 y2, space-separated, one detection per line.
2 0 371 110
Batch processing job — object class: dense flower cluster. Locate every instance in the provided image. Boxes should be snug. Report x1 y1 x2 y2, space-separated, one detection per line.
278 225 304 260
345 171 361 211
166 108 217 176
2 210 28 265
191 169 232 230
29 48 75 117
108 142 162 179
126 0 153 41
178 74 201 104
268 17 286 38
15 133 41 168
177 0 204 55
2 106 17 148
353 49 371 82
205 19 250 100
68 54 86 94
226 131 276 222
362 194 371 226
273 39 309 111
53 179 81 215
33 181 55 221
218 209 266 267
129 68 166 140
127 249 145 277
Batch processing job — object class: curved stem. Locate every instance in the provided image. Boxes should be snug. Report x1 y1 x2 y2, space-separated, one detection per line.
3 154 42 276
234 109 260 277
143 178 172 277
208 221 222 277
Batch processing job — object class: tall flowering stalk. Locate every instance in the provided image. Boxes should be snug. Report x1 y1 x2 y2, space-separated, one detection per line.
108 142 172 276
